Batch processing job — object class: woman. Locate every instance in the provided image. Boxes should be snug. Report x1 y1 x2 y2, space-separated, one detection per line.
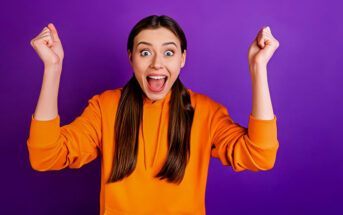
27 15 280 215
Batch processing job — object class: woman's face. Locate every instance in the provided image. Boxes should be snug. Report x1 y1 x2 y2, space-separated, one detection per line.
128 27 186 103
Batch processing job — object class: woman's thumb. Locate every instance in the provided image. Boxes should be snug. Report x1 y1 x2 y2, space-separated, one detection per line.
47 23 60 42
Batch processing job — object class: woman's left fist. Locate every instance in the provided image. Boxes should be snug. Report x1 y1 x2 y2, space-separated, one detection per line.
248 26 279 68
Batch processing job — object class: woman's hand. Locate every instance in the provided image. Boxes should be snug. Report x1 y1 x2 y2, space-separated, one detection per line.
248 26 279 69
30 23 64 68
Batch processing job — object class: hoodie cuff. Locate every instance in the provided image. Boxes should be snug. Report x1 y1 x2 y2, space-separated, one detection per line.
28 114 61 147
247 113 277 146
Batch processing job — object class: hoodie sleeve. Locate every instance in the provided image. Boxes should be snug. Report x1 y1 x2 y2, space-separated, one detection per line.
26 94 102 171
210 102 279 172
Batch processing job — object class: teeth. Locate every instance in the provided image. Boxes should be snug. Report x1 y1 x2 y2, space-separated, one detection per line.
148 76 166 79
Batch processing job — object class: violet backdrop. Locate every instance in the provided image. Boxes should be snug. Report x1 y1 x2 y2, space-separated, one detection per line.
1 0 342 214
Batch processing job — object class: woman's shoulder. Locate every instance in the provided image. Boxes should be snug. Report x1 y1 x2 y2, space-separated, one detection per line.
188 88 209 101
99 87 123 99
187 89 222 110
88 87 123 109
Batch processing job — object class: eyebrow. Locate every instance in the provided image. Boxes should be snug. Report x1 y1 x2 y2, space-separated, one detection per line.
136 41 178 48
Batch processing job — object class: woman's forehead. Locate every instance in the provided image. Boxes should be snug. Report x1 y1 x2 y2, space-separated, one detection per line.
134 28 180 48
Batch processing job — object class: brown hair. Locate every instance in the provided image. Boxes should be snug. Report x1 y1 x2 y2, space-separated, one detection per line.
107 15 194 184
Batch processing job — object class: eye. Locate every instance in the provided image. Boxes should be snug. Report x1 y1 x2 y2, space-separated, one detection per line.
140 49 151 56
165 50 174 56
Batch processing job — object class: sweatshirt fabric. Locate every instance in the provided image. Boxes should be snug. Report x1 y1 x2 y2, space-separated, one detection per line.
26 87 279 215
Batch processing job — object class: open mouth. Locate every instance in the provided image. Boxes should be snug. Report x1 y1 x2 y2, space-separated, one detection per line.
146 75 168 92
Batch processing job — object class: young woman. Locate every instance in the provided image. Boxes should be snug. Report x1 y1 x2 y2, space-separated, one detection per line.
27 15 280 215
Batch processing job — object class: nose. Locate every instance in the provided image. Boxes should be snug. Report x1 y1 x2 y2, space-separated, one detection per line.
150 52 163 69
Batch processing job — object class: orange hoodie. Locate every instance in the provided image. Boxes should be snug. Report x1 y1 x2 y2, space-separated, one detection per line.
27 87 279 215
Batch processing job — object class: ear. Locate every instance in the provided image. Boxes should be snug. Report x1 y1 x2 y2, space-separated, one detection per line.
128 50 132 66
181 49 186 68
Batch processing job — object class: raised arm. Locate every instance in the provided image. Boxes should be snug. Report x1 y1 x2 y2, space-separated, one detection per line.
27 23 102 171
210 26 280 171
248 25 280 120
30 23 64 121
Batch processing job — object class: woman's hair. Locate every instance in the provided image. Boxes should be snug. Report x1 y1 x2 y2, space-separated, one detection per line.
107 15 194 185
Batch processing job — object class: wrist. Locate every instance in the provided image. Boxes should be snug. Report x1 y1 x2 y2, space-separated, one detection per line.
249 62 266 71
44 64 62 74
44 62 62 70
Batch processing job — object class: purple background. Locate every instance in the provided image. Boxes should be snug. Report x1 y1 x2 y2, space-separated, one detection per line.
1 0 342 214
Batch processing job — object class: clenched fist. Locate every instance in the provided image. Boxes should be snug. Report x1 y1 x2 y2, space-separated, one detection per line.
30 23 64 68
248 26 280 68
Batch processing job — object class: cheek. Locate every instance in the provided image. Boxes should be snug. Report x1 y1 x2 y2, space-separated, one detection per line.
132 59 146 75
133 72 146 91
135 56 151 69
168 59 182 75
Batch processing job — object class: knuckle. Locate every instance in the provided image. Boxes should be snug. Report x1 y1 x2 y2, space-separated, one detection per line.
31 39 37 46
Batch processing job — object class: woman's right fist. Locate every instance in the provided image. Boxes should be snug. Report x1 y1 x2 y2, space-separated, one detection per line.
30 23 64 67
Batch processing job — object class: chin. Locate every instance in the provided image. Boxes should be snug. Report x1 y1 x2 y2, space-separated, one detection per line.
144 86 169 101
